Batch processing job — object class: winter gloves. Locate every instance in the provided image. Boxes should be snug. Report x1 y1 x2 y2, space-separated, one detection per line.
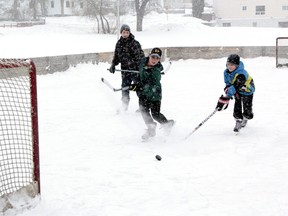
216 95 230 111
109 64 115 74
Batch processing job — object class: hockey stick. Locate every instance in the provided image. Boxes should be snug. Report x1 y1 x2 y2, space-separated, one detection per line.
115 69 139 73
101 77 129 92
107 61 172 75
184 109 218 140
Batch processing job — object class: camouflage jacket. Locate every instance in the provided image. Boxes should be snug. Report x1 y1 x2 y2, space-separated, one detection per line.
112 33 144 71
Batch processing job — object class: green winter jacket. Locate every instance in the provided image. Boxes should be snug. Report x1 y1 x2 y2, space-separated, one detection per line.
138 57 164 102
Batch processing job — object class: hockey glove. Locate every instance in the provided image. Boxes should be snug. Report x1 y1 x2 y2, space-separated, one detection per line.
129 84 137 91
109 64 115 74
216 95 230 111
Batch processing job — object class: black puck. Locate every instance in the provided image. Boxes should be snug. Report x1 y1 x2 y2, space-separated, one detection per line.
155 155 162 161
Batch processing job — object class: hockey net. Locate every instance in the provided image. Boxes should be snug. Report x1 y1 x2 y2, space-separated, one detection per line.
276 37 288 67
0 59 40 213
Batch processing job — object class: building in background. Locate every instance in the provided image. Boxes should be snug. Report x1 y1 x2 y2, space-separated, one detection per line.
213 0 288 27
47 0 84 16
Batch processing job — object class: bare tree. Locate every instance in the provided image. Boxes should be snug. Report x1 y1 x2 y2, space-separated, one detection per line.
135 0 150 31
84 0 111 34
1 0 46 20
99 0 111 34
30 0 38 19
12 0 21 20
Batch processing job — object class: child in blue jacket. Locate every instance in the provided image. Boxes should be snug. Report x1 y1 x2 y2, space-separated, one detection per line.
216 54 255 132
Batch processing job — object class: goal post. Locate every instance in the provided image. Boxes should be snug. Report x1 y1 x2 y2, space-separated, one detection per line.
0 59 40 213
276 37 288 68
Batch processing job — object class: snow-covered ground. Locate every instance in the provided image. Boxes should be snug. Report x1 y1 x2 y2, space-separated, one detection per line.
1 13 288 216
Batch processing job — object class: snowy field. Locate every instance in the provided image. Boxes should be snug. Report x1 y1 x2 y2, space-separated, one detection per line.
1 13 288 216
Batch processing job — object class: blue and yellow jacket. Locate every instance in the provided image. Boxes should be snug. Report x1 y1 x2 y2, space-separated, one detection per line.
224 61 255 97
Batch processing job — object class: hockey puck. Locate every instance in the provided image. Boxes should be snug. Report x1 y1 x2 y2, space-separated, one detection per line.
155 155 162 161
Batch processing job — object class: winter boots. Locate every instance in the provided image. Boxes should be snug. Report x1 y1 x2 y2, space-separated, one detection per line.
161 120 175 130
233 119 242 132
241 117 248 128
121 97 129 112
234 117 248 132
142 122 157 140
142 120 175 140
161 120 175 136
116 98 129 114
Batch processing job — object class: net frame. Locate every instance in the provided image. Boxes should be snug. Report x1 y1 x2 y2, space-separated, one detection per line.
0 59 40 213
276 37 288 68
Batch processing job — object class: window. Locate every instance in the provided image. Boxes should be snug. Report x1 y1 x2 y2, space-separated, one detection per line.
71 1 74 7
80 2 83 8
242 6 247 11
51 1 54 8
223 23 231 27
282 5 288 11
256 5 265 15
252 22 257 27
279 22 288 27
66 1 70 7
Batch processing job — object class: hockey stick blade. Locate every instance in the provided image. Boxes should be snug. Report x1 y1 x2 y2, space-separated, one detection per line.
101 77 118 92
101 78 129 92
161 61 172 75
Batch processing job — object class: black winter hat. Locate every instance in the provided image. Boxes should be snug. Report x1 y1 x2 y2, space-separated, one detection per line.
120 24 130 33
227 54 240 65
150 47 162 58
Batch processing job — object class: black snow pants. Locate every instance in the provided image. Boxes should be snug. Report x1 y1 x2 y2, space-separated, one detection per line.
139 97 168 126
233 94 254 120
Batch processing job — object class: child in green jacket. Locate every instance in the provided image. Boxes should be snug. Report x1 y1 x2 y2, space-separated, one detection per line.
137 48 174 140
